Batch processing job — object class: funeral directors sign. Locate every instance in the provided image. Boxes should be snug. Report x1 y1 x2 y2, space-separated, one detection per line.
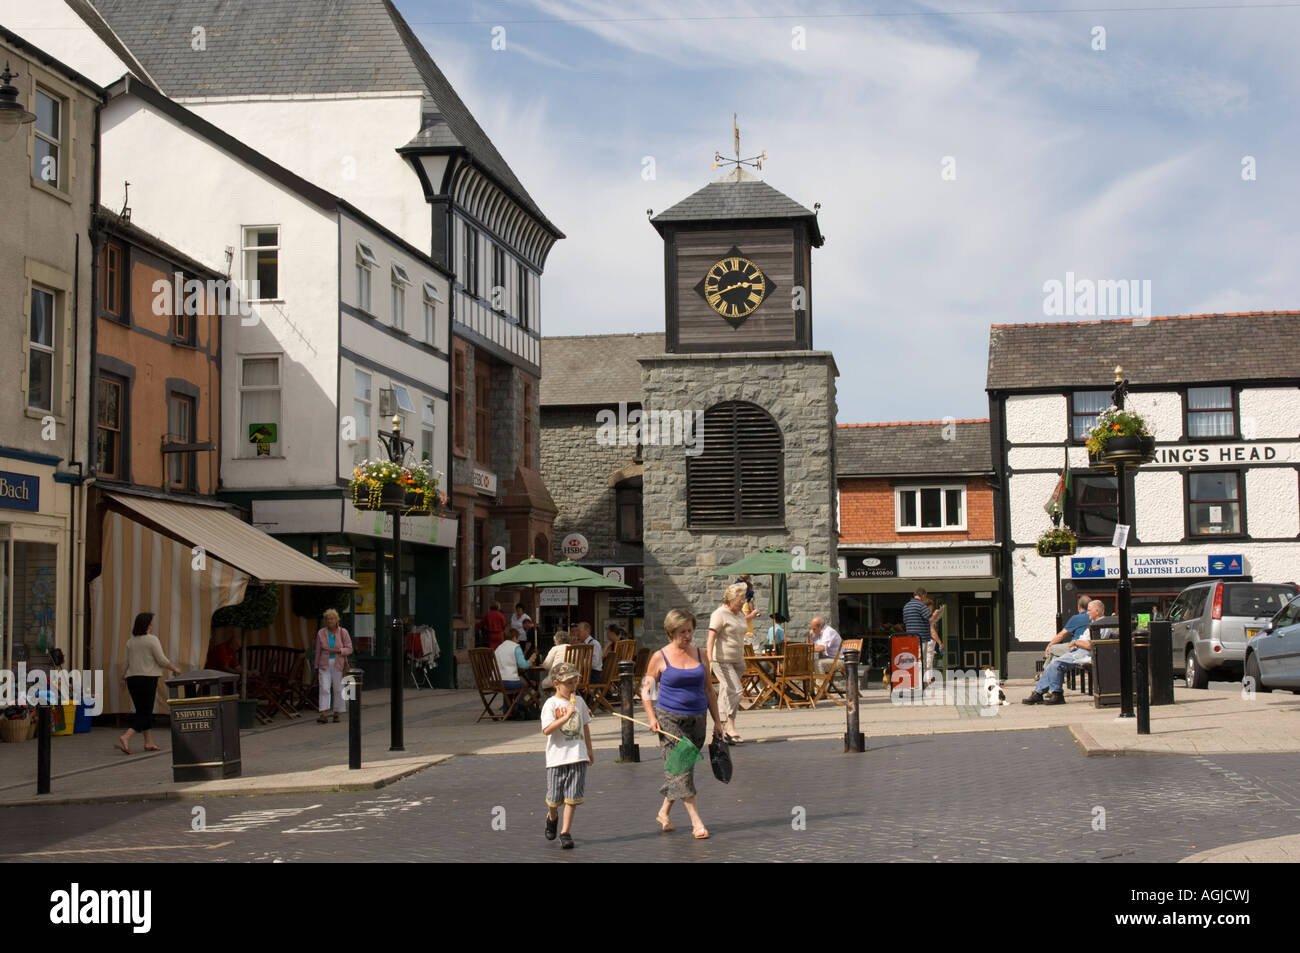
0 470 39 512
844 554 898 578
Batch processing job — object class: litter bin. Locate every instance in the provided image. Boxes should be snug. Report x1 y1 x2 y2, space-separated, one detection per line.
1089 618 1172 709
164 670 241 782
1148 620 1175 706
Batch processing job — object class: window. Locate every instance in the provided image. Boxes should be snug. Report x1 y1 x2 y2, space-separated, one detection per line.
521 380 533 469
453 344 467 456
1069 472 1119 541
390 383 415 415
686 401 783 527
491 245 506 309
516 263 530 329
1187 386 1235 439
475 359 491 467
28 287 56 412
353 369 372 465
463 223 479 296
33 88 61 187
1071 390 1111 441
421 397 435 462
1188 471 1242 536
167 392 196 489
95 375 125 479
616 479 643 543
101 243 123 319
173 274 198 345
356 242 376 312
895 486 966 531
239 356 280 457
422 282 440 345
390 263 410 330
242 227 279 300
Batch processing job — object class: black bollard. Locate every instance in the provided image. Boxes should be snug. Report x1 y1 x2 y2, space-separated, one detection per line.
36 703 52 794
1134 628 1150 735
843 649 865 753
346 667 363 770
618 659 639 763
389 618 404 752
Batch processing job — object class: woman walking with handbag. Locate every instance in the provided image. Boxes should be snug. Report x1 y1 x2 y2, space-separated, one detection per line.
316 609 353 723
118 611 182 755
641 608 725 839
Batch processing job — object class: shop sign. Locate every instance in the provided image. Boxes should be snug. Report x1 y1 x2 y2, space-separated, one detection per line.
896 553 992 578
610 593 644 617
603 566 625 583
1069 554 1244 579
844 554 897 578
540 587 577 606
471 468 497 494
561 533 589 559
1148 442 1296 467
0 470 39 512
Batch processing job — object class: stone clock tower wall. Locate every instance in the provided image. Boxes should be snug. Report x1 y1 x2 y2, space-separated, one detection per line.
639 352 839 635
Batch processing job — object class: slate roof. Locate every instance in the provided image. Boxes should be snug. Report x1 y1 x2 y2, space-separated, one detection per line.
65 0 162 90
540 333 665 407
89 0 558 235
651 172 824 246
987 312 1300 391
836 420 992 477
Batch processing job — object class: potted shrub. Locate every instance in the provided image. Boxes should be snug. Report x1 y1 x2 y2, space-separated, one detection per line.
1086 406 1155 466
211 583 281 728
350 459 411 510
1036 525 1078 557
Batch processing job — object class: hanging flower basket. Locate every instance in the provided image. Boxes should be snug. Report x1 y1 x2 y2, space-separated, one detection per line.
1036 526 1078 558
349 460 444 514
1085 407 1155 469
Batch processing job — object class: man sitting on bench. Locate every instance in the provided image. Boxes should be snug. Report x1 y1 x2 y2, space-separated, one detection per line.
1045 596 1093 660
1024 600 1105 706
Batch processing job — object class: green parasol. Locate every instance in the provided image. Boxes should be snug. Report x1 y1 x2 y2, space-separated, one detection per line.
465 557 599 642
771 573 790 624
710 546 834 631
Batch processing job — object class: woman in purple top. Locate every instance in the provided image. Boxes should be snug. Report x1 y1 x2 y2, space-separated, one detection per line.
640 608 724 839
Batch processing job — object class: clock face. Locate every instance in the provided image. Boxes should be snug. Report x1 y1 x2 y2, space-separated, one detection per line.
693 246 774 329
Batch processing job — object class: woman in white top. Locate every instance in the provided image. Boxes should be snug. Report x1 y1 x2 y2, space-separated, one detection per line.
539 629 571 692
118 611 182 755
708 582 758 744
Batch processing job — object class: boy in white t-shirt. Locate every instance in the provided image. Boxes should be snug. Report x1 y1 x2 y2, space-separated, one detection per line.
540 661 593 849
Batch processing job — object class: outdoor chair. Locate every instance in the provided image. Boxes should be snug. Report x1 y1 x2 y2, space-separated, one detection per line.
810 641 845 706
245 645 306 722
469 647 535 722
592 639 637 712
633 646 652 678
779 642 816 709
564 643 594 699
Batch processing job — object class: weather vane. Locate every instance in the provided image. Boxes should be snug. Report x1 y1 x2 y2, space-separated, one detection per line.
713 113 765 173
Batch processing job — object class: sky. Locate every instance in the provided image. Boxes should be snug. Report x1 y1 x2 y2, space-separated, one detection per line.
396 0 1300 424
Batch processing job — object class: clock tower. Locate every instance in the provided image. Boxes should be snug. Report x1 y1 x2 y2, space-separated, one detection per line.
638 149 838 635
651 166 824 352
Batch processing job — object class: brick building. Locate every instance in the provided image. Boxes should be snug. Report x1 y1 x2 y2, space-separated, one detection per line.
836 420 1001 672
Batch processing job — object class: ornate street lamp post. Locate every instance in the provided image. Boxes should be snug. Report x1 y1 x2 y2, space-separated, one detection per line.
376 414 413 752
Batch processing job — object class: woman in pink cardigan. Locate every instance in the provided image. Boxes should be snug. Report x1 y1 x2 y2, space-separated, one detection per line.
316 609 353 723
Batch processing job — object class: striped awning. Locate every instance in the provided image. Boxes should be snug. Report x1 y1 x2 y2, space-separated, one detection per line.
106 493 356 588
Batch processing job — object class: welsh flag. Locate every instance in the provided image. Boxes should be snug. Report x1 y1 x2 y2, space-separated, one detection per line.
1044 459 1072 516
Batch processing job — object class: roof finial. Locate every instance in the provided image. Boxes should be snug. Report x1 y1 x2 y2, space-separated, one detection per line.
712 113 765 176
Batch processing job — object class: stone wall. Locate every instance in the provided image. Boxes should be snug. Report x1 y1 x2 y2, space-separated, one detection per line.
639 352 839 638
540 406 644 564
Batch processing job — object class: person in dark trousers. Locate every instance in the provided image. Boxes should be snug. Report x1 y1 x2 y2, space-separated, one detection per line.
902 588 943 686
118 611 182 755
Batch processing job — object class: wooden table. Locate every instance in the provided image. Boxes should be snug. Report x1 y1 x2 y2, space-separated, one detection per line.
742 653 784 709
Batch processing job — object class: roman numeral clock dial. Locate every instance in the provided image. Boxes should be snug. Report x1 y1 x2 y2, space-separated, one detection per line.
693 246 775 329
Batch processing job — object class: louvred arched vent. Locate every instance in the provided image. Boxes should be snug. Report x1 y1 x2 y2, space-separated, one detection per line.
687 401 784 527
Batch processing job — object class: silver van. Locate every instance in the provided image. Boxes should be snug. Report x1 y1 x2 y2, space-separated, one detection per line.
1164 581 1298 688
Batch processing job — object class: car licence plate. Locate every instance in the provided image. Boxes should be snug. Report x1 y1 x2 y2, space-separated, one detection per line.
1246 627 1261 639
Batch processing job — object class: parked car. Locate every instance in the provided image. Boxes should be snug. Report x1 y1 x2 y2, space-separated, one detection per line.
1163 580 1299 688
1244 594 1300 693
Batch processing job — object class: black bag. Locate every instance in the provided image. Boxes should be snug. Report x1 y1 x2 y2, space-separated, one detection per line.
708 739 733 784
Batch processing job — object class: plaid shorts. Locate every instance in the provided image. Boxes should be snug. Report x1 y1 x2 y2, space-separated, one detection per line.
545 761 587 807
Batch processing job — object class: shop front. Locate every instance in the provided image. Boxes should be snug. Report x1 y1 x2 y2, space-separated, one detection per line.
1061 551 1256 620
838 549 1002 676
0 455 76 670
250 495 457 688
530 564 643 658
